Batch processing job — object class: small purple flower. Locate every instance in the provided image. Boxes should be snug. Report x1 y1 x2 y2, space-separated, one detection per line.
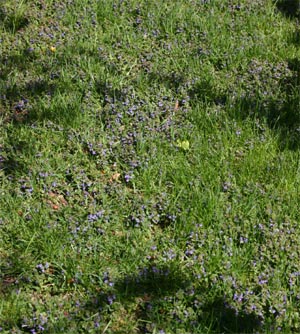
152 266 160 274
124 172 133 183
163 249 176 260
36 263 45 273
87 214 97 222
185 249 194 256
88 210 104 223
258 275 268 285
233 292 244 302
107 294 116 305
239 236 248 244
222 181 231 192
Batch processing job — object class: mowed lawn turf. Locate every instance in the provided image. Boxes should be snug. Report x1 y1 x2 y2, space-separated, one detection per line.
1 0 300 333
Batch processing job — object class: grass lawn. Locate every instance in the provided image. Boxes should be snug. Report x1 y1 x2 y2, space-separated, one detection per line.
1 0 300 332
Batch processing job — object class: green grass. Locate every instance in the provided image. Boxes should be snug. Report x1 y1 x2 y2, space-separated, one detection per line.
1 0 300 332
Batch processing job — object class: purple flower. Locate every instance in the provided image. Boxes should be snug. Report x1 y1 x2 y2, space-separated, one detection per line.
107 294 116 305
258 275 268 285
36 264 45 273
185 249 194 256
152 266 160 274
233 292 244 303
124 172 133 182
239 236 248 244
88 210 104 222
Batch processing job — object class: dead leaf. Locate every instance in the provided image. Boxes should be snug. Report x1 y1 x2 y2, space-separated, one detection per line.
109 172 121 183
2 276 17 285
111 230 124 237
142 293 152 302
174 100 179 111
46 192 68 210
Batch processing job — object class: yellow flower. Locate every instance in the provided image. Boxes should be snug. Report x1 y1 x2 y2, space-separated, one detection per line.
176 140 190 151
50 46 56 52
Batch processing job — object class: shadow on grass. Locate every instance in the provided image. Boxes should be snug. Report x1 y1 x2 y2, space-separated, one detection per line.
0 44 86 126
0 152 28 177
275 0 300 49
188 77 227 106
236 58 300 150
0 7 30 34
188 57 300 150
84 265 262 333
275 0 300 19
0 249 34 298
287 25 300 46
95 81 125 104
201 297 262 334
146 71 186 92
0 124 33 176
0 74 81 126
275 0 300 47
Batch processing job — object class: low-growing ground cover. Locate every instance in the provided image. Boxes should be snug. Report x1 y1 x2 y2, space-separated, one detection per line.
1 0 300 332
